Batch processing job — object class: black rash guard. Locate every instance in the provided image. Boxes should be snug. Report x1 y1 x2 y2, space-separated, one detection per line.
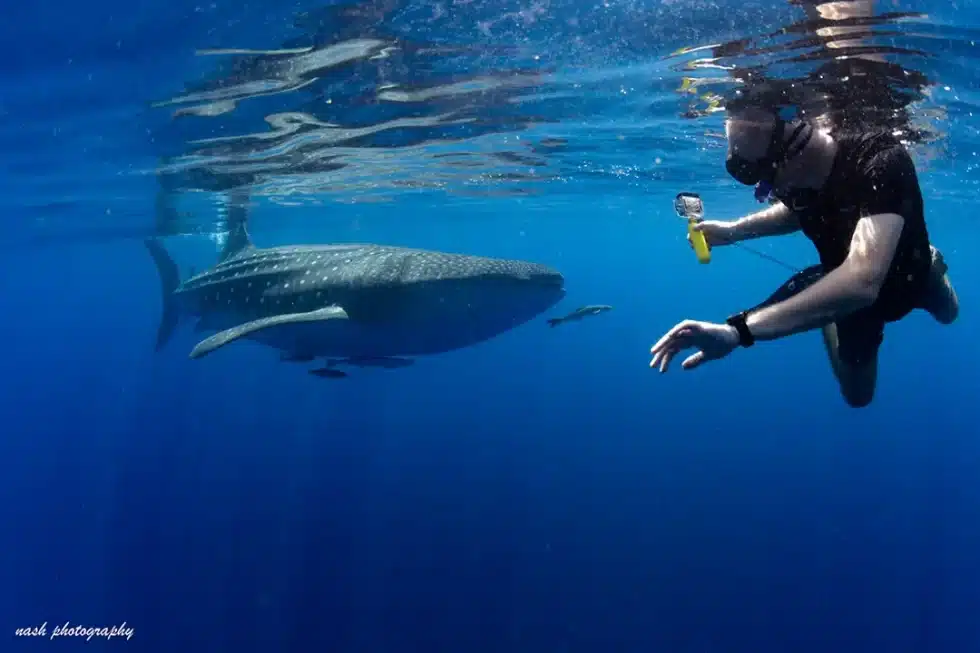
754 130 933 365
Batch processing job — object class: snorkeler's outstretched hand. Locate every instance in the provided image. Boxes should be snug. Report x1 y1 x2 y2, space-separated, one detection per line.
650 319 740 373
688 220 738 249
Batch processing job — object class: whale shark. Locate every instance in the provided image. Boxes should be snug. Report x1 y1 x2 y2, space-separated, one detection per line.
144 223 565 375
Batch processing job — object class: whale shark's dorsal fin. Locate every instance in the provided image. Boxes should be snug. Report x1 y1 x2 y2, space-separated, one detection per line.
218 187 255 263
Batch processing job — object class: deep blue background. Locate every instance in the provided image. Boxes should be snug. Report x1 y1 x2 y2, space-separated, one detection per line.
2 0 980 650
2 199 978 652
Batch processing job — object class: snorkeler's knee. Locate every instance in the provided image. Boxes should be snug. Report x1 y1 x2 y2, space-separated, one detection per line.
842 388 874 409
929 272 959 325
927 296 958 325
936 297 959 325
838 366 876 408
938 307 958 326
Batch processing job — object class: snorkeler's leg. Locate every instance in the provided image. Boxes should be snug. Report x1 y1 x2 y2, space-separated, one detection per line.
747 264 878 407
820 318 880 409
920 245 959 325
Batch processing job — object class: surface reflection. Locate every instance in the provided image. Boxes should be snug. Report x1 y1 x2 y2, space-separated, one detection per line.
146 0 973 236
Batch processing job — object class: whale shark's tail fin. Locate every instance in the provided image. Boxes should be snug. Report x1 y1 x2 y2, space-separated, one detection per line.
218 186 254 263
144 238 181 351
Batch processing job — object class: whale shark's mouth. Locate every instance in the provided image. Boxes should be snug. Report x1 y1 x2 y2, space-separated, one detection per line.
521 270 564 289
479 270 564 289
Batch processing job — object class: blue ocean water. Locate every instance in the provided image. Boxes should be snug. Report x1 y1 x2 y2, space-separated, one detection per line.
2 0 980 650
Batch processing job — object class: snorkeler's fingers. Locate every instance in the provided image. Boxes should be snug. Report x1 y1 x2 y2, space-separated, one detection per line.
650 340 673 371
651 347 675 373
682 351 706 370
651 320 695 355
650 348 663 370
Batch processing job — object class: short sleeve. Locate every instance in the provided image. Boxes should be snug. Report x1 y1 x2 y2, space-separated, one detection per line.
857 145 919 219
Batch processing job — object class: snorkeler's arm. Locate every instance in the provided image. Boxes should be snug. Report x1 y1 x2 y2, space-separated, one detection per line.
741 143 914 341
743 211 904 341
729 202 801 241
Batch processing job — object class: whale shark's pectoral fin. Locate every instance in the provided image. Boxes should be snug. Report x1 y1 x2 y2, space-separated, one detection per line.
188 306 349 359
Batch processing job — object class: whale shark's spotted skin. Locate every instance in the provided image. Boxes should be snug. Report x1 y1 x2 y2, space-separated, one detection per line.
147 240 565 364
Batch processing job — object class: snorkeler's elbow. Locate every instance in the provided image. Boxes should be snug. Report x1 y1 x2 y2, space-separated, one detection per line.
846 257 882 307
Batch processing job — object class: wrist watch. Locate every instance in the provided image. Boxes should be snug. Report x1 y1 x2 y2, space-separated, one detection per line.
725 311 755 347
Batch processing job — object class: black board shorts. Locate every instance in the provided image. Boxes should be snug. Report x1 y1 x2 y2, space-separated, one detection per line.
746 264 919 367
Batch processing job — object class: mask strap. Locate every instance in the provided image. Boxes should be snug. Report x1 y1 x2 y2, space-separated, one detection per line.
764 118 787 162
783 122 812 161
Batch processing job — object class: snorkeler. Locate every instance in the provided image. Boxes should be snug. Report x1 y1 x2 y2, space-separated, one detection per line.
649 105 959 408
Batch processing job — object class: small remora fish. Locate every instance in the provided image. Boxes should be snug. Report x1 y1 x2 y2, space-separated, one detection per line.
547 304 612 327
144 219 565 374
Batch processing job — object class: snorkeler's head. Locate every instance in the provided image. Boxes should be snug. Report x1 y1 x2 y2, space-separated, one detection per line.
724 106 813 189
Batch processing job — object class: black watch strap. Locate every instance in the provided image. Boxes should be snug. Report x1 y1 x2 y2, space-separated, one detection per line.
726 311 755 347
